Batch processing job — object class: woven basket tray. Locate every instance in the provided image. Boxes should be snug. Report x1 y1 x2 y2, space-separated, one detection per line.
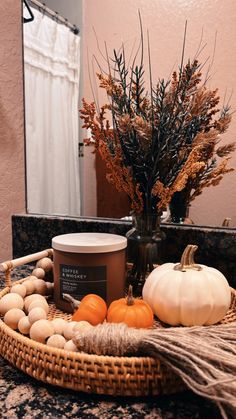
0 249 235 397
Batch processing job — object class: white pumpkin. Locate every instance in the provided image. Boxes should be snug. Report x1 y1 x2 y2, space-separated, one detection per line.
142 244 231 326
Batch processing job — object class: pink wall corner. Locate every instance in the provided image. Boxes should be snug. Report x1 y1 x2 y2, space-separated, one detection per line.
82 0 236 226
0 0 26 261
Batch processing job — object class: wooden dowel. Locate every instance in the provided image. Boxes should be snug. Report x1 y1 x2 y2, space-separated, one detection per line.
5 269 12 287
0 249 53 273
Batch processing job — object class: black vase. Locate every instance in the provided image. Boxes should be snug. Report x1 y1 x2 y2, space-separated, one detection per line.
169 191 193 224
126 212 166 296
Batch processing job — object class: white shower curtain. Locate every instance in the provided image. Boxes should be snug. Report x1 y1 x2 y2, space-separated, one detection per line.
23 7 81 216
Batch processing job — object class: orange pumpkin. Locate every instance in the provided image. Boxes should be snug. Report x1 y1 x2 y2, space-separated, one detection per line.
107 286 154 328
72 294 107 326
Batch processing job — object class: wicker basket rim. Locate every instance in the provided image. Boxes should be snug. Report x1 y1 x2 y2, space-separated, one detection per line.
0 279 235 364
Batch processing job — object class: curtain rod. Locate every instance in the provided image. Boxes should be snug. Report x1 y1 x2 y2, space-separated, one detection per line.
27 0 79 34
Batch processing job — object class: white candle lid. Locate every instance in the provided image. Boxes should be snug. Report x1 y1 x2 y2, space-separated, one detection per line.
52 232 127 253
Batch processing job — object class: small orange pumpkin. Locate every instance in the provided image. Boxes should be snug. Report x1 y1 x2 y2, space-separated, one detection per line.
107 286 154 328
71 294 107 326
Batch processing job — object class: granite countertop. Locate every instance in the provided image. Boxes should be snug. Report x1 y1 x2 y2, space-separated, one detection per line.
0 267 221 419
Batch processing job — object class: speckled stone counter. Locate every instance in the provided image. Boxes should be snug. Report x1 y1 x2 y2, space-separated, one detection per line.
12 214 236 287
0 266 222 418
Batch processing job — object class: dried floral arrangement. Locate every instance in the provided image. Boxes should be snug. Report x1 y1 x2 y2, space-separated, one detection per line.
80 23 235 215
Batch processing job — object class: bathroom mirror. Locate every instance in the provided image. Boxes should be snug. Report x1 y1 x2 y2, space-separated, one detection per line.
23 0 236 229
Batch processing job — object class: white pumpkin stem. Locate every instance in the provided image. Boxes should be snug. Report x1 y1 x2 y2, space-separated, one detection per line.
127 285 134 306
174 245 202 272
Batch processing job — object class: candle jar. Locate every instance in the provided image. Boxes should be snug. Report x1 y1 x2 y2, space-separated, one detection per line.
52 232 127 312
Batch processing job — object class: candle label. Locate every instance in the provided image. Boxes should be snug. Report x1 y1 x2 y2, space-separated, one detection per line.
59 264 107 301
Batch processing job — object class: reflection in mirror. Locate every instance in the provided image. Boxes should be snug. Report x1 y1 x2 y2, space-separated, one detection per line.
23 0 236 229
221 217 236 229
23 0 81 217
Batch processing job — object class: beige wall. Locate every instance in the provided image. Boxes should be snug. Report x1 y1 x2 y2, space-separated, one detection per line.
83 0 236 226
0 0 25 261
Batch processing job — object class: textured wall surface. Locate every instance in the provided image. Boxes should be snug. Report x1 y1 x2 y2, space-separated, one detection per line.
0 0 25 261
83 0 236 226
